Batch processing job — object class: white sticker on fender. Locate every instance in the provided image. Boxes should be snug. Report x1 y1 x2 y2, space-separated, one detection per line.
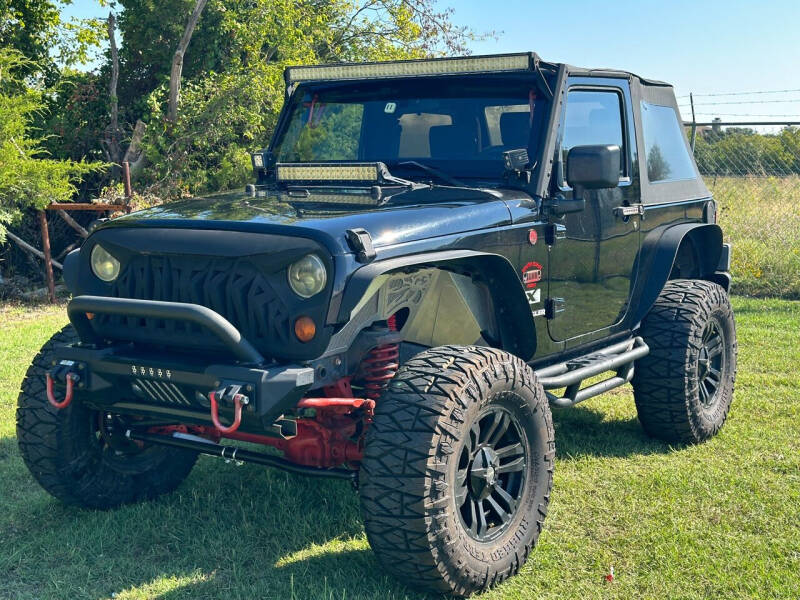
526 288 541 305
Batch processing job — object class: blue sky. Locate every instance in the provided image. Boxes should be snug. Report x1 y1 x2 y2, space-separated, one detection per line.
63 0 800 123
450 0 800 122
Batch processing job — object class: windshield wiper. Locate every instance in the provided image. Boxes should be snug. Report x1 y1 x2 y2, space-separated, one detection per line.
388 161 467 187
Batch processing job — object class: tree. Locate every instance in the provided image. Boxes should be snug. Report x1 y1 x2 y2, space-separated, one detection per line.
0 50 104 242
0 0 107 83
693 127 800 177
0 0 61 79
167 0 208 123
137 0 488 197
115 0 228 122
646 144 671 182
106 11 121 166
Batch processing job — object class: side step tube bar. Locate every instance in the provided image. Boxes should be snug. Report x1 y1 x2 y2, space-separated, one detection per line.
536 337 649 408
126 430 357 481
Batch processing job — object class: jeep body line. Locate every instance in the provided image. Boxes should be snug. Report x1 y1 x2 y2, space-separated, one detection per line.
17 53 736 596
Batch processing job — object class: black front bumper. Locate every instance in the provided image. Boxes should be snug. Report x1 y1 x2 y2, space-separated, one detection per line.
58 295 315 433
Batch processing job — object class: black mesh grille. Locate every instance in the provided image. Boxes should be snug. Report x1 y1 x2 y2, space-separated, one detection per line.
94 255 291 356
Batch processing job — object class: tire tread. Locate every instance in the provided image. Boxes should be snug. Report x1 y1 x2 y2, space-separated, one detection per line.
16 326 197 509
633 279 737 443
360 345 555 596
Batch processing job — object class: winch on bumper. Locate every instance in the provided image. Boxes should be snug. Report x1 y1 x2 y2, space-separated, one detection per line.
48 295 316 437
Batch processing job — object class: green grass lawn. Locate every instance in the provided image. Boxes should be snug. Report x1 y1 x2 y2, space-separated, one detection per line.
1 297 798 600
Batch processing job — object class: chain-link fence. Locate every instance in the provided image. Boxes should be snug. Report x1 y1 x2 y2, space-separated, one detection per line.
2 117 797 300
684 120 800 299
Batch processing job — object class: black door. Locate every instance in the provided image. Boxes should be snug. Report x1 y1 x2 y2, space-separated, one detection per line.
547 79 642 342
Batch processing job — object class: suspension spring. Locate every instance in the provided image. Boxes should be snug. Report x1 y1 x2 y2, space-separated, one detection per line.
361 314 399 400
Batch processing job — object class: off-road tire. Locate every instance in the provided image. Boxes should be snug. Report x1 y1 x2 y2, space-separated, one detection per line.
633 279 737 444
16 325 198 509
359 346 555 597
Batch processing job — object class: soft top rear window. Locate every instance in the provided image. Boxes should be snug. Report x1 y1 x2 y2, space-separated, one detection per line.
641 101 696 183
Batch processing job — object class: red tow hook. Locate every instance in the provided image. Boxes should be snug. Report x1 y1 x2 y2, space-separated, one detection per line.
209 390 249 434
46 372 78 409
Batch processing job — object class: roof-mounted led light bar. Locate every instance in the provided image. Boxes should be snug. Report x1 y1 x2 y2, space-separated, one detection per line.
275 163 380 183
285 53 534 84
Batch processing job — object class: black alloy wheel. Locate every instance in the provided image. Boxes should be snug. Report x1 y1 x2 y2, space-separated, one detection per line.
697 319 726 408
456 405 527 542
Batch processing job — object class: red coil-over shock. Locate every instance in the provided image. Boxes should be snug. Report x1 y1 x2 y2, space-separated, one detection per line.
361 314 400 400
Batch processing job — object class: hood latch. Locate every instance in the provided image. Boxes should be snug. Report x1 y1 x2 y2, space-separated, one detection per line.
346 228 376 263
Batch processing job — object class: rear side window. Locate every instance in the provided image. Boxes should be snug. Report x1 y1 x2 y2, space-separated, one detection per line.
560 89 625 184
640 102 696 183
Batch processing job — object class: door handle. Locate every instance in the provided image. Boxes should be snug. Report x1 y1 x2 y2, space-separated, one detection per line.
613 204 645 219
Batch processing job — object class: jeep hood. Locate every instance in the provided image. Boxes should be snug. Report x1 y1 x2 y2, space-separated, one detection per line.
102 188 530 255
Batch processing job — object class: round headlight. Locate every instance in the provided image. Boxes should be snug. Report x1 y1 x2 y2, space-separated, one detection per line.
288 254 327 298
90 244 120 282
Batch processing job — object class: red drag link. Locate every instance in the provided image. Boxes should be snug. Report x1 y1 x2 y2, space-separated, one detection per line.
161 393 374 468
297 397 375 410
46 372 76 409
209 391 246 434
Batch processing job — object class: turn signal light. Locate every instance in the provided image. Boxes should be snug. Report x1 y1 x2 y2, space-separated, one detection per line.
294 316 316 342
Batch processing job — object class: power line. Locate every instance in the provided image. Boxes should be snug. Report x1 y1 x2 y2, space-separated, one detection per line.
682 112 800 118
682 120 800 127
678 99 800 107
676 88 800 99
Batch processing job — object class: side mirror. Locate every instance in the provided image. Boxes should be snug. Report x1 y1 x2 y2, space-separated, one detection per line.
566 144 621 190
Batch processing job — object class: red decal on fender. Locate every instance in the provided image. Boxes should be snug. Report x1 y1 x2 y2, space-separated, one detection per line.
522 261 543 289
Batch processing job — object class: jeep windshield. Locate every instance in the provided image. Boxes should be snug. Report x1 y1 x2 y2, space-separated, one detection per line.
271 78 546 183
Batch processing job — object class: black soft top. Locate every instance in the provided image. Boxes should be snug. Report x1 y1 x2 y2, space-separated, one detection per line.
282 52 710 204
559 60 710 204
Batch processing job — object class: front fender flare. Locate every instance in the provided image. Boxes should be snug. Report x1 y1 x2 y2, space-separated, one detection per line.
335 250 536 360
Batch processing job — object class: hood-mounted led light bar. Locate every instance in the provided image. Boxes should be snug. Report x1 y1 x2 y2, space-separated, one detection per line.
276 163 381 183
285 53 536 85
273 162 421 206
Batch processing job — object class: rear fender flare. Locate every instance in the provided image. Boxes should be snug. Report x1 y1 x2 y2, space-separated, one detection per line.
335 250 536 360
628 223 724 328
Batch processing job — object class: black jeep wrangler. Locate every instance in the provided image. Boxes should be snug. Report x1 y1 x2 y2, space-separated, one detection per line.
18 53 736 596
